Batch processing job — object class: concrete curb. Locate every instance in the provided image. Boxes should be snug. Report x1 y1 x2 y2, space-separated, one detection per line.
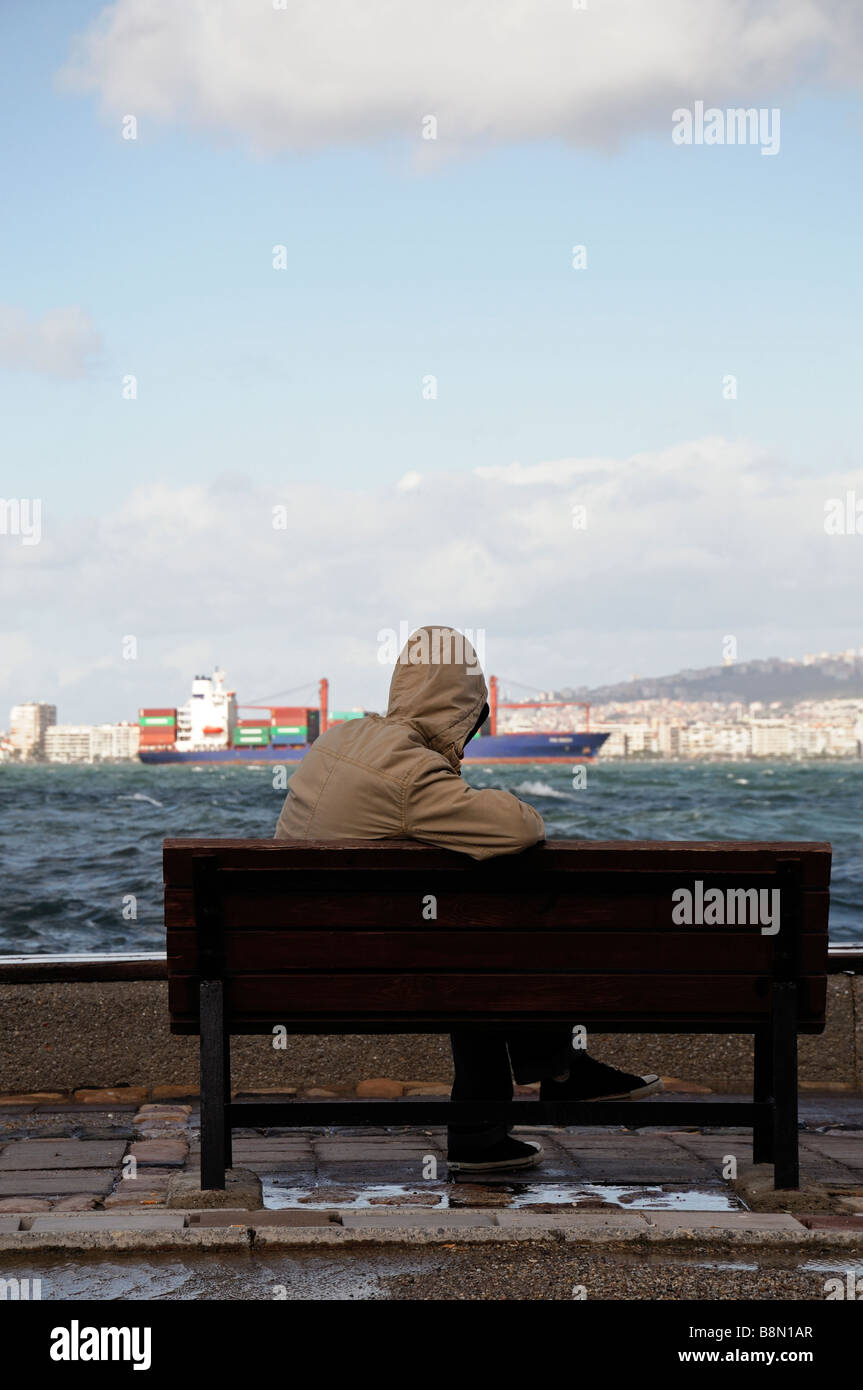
2 1209 863 1253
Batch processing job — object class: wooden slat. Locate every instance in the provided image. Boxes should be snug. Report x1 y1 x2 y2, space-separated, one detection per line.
169 1015 828 1036
163 839 833 888
164 883 830 934
167 972 825 1020
164 840 831 1038
166 929 829 975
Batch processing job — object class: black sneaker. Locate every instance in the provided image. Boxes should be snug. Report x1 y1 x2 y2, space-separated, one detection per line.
448 1136 544 1172
540 1055 663 1102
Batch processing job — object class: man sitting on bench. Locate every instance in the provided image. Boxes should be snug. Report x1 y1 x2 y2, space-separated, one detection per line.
275 624 661 1172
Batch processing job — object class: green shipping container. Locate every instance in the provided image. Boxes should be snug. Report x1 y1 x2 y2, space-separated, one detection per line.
139 716 176 727
330 711 364 721
233 731 271 744
271 725 306 736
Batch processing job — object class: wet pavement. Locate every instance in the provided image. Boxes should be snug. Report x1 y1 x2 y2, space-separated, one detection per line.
1 1095 862 1216
1 1094 863 1301
2 1245 862 1301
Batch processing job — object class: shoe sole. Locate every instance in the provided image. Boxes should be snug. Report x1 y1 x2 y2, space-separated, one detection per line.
448 1149 544 1173
585 1075 664 1102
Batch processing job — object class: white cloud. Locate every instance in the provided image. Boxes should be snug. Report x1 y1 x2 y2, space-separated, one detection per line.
64 0 863 155
396 471 422 491
3 437 862 720
0 305 101 378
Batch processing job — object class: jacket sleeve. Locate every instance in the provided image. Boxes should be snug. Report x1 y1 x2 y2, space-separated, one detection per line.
404 759 545 860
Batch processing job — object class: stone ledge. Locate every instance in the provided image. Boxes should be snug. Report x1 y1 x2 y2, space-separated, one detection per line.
2 1206 863 1253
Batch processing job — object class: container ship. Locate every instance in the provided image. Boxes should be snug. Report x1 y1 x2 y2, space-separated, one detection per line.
136 671 608 766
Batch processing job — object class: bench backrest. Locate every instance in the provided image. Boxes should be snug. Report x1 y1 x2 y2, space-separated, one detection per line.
163 839 831 1036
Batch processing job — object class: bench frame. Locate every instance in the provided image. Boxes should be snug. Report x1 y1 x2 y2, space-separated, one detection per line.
187 852 811 1192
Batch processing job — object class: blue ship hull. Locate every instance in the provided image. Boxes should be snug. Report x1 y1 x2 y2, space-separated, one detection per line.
138 730 608 766
464 731 608 762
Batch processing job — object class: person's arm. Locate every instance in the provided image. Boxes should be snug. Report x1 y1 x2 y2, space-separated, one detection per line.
404 758 545 860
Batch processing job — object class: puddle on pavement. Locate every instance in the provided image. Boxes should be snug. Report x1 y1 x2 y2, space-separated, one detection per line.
261 1178 739 1211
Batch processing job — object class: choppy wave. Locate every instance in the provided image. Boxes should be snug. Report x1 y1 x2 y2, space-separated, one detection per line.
513 780 571 800
0 759 861 950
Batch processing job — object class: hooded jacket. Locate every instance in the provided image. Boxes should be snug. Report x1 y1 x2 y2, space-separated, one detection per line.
274 626 545 859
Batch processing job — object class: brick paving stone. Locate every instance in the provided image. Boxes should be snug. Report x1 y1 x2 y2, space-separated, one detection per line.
22 1125 74 1140
0 1094 64 1106
232 1140 313 1156
233 1089 298 1099
801 1136 863 1169
35 1103 138 1113
0 1116 63 1142
356 1080 405 1098
76 1125 136 1141
103 1192 168 1209
295 1186 361 1203
367 1192 444 1206
447 1186 513 1208
315 1145 441 1162
307 1162 437 1184
0 1197 51 1212
52 1195 99 1211
135 1104 193 1117
0 1171 115 1196
73 1089 149 1106
111 1172 173 1191
128 1140 188 1167
152 1086 199 1101
313 1134 443 1147
0 1140 127 1171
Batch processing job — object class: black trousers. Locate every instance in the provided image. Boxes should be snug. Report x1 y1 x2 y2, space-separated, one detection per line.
448 1025 573 1150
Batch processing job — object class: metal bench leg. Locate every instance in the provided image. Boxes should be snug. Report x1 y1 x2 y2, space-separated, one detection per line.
752 1026 774 1164
200 980 226 1190
223 1026 233 1172
772 980 799 1189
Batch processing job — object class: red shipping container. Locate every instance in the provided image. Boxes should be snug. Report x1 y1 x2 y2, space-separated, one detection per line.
237 718 270 728
138 708 176 717
138 730 175 743
270 706 308 721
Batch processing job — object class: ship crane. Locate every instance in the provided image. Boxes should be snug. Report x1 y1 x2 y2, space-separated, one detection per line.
489 675 590 737
238 678 329 733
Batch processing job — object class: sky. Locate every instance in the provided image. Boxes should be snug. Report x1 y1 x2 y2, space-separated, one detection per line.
2 0 863 722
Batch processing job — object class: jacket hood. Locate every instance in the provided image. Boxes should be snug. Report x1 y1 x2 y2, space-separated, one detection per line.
386 626 488 771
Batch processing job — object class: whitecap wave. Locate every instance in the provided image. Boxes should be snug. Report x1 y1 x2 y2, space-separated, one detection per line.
514 780 570 800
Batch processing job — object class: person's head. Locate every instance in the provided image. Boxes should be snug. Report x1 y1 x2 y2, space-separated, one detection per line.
386 625 488 771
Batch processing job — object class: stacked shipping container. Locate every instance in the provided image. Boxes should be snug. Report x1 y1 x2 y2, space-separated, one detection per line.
233 717 271 747
270 706 316 744
138 708 176 747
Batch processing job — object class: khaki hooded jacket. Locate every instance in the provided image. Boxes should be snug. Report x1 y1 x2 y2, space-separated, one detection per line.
274 626 545 860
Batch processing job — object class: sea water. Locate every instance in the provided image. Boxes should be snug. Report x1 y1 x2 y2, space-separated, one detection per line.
0 760 859 953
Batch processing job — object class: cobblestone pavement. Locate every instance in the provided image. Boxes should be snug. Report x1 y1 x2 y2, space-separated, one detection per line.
0 1093 862 1254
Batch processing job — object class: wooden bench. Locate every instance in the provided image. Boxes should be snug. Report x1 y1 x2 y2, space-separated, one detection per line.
164 838 831 1191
